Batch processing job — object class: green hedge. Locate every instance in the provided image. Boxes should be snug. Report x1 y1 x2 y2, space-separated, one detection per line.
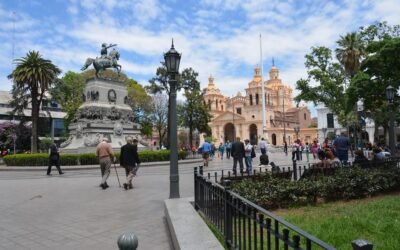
232 166 400 210
3 150 187 166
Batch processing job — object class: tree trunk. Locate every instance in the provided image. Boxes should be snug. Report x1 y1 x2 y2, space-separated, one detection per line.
189 126 193 147
31 89 38 153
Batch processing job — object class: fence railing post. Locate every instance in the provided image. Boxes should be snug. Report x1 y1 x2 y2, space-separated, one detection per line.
293 160 298 180
351 239 373 250
223 180 232 247
194 167 199 210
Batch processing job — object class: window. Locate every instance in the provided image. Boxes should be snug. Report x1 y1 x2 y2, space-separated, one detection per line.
256 94 259 105
249 95 253 105
327 113 334 128
236 108 242 115
304 113 307 120
208 100 211 110
216 100 218 109
221 105 223 111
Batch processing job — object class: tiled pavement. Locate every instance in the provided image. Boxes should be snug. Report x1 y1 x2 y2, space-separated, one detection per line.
0 150 319 250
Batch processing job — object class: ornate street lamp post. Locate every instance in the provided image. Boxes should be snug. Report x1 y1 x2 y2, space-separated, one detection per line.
386 85 396 156
165 40 181 199
294 125 300 140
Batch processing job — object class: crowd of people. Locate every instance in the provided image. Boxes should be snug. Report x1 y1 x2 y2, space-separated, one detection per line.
198 137 270 175
196 130 393 174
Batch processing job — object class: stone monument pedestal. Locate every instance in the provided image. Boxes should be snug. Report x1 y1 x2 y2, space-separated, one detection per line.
60 78 146 153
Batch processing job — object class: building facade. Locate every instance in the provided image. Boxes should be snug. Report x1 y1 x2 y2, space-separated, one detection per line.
203 65 317 146
0 90 66 138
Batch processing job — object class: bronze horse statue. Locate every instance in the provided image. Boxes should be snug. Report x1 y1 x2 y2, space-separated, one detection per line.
81 49 121 78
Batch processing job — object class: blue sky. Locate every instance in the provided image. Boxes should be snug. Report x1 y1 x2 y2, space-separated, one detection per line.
1 0 400 115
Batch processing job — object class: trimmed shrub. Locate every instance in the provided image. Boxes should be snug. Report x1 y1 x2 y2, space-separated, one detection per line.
3 149 188 166
231 166 400 210
3 153 49 166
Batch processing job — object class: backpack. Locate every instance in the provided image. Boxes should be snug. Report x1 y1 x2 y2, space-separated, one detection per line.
251 147 256 158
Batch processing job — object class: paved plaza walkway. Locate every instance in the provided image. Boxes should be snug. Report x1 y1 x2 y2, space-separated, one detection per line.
0 150 319 250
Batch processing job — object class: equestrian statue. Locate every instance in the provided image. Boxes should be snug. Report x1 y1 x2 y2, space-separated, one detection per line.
81 43 122 78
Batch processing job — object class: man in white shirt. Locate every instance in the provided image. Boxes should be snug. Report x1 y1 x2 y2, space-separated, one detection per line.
244 139 253 175
259 138 267 155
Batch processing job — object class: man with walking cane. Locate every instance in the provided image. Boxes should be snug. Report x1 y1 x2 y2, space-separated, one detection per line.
120 137 141 190
96 137 115 190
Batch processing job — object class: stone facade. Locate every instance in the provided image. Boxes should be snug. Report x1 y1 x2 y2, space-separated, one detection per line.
203 65 317 146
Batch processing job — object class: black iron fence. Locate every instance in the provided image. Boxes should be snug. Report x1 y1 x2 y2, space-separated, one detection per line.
211 157 400 183
194 166 337 250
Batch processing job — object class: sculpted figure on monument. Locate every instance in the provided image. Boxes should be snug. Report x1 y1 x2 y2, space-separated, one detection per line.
60 135 73 148
81 43 122 78
76 123 83 138
114 123 123 136
90 91 99 101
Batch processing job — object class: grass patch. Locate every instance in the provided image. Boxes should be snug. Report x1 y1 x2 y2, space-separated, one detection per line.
199 212 228 249
274 193 400 250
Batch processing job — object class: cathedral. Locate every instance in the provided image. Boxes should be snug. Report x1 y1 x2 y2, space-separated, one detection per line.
203 65 317 146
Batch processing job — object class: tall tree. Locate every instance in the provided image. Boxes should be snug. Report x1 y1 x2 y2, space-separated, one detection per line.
178 68 211 146
335 32 365 79
294 46 349 125
146 62 183 148
8 51 61 153
150 94 169 147
126 78 153 136
50 71 85 129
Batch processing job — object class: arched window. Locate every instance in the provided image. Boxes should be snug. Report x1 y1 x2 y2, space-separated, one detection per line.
255 94 259 105
221 105 224 111
216 100 218 109
249 95 253 105
304 113 307 120
208 100 211 110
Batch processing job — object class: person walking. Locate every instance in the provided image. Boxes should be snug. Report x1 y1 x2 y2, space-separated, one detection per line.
231 137 245 174
218 142 225 160
225 140 232 159
291 140 300 161
47 142 64 176
120 137 141 190
244 139 253 175
298 140 303 161
96 138 115 189
258 137 268 155
304 142 310 162
283 141 288 156
200 140 212 167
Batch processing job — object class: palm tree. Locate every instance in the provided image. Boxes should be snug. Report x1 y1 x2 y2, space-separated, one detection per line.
335 32 365 79
8 51 61 153
336 32 366 148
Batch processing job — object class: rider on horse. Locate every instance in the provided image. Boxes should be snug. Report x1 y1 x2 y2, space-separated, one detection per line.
81 43 121 78
100 43 116 61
